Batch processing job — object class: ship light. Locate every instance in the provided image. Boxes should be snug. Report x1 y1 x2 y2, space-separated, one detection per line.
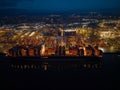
99 47 105 53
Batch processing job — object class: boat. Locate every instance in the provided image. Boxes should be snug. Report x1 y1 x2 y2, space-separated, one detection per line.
3 47 103 61
4 38 103 61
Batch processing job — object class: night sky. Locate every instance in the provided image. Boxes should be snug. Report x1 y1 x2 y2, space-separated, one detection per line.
0 0 120 13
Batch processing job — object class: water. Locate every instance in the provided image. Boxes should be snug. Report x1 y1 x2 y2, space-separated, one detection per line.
0 54 120 89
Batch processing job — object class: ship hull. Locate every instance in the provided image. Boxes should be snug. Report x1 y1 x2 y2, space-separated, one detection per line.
6 56 102 61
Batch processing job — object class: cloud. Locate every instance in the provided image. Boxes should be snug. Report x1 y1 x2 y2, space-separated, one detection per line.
0 0 120 11
0 0 33 8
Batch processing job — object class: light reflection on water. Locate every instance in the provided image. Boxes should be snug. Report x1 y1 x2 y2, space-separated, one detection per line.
9 60 102 72
0 54 120 89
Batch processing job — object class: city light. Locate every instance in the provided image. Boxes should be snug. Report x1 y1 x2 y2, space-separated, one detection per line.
0 12 120 55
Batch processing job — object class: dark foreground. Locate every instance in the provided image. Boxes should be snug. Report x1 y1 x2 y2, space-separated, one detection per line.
0 53 120 89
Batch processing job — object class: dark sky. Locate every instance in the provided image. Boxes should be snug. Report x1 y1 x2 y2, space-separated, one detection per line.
0 0 120 13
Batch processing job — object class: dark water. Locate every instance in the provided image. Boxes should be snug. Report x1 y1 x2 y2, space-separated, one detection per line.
0 54 120 89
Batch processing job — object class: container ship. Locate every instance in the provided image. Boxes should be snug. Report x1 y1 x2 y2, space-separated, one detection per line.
2 29 103 60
